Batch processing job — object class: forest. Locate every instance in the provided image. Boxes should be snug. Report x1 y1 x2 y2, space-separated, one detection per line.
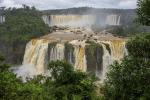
0 5 49 64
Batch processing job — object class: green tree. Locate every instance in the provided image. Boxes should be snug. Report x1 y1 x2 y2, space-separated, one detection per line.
47 60 98 100
0 6 49 42
127 33 150 59
102 57 150 100
137 0 150 26
0 57 99 100
0 54 22 100
0 54 47 100
16 75 50 100
0 6 49 64
102 34 150 100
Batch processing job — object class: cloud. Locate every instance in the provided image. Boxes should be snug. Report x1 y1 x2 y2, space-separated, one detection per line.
118 0 137 8
0 0 22 8
0 0 137 10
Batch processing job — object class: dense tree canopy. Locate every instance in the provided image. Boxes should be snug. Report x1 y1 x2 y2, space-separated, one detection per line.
102 57 150 100
127 33 150 59
46 61 98 100
137 0 150 26
0 6 50 64
0 5 49 42
0 57 99 100
102 34 150 100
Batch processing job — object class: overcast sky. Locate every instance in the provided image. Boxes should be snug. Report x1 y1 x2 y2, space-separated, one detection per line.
0 0 137 10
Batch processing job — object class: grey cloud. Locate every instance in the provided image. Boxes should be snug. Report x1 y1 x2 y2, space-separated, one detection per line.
0 0 137 10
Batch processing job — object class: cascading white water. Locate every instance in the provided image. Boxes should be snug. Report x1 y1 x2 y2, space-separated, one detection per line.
42 15 96 27
100 44 112 81
95 40 126 81
49 43 65 61
14 39 50 80
42 15 51 27
16 37 127 82
73 45 87 72
0 16 5 23
23 39 49 74
106 15 121 26
101 40 126 61
70 40 87 72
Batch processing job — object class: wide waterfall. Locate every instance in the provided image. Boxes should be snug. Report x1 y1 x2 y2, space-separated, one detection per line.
21 36 126 81
42 15 96 27
42 14 121 28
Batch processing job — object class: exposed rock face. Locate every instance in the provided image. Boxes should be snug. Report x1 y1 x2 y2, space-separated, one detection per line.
0 40 26 64
22 27 127 81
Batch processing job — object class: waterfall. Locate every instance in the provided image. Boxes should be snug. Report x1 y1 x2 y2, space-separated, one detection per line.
49 43 65 61
42 15 96 27
101 40 126 61
64 43 75 65
70 40 87 72
23 39 49 74
74 45 87 72
0 16 5 23
100 44 112 81
18 38 127 81
95 40 126 82
42 15 51 27
106 15 121 26
109 40 126 61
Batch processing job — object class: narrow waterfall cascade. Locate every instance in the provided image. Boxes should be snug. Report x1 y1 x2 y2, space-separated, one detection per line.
74 46 87 71
64 43 75 65
48 43 65 61
106 15 121 26
23 39 49 74
42 15 51 27
110 40 126 60
70 40 87 72
100 40 126 61
0 16 5 23
101 44 112 81
42 15 96 27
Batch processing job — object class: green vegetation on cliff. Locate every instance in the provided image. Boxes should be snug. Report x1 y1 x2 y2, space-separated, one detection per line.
0 6 49 64
0 5 49 42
